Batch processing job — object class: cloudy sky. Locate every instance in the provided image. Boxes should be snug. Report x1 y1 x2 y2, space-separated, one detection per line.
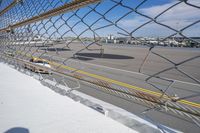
0 0 199 37
52 0 200 37
117 0 200 37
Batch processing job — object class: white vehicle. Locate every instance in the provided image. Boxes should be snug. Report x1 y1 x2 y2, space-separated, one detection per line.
24 58 52 74
4 50 15 57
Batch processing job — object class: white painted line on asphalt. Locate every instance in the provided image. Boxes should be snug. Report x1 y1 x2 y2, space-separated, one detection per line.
69 59 200 87
20 51 200 87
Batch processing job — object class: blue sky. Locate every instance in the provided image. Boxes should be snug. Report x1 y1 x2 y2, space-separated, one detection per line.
0 0 199 37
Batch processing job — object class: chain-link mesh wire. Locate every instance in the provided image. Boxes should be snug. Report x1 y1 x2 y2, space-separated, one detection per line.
0 0 200 131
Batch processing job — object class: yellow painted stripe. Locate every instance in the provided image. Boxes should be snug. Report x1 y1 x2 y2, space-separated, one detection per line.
16 51 200 108
74 70 200 108
179 100 200 108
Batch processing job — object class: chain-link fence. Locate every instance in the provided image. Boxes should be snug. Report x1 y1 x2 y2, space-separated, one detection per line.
0 0 200 132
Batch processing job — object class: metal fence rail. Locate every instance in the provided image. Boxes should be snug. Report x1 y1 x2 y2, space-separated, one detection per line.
0 0 200 131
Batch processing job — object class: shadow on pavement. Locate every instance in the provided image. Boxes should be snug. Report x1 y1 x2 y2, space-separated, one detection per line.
75 53 134 59
71 56 94 61
4 127 29 133
40 48 71 51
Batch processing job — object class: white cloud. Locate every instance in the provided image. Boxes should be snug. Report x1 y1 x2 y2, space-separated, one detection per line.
118 0 200 37
141 0 199 21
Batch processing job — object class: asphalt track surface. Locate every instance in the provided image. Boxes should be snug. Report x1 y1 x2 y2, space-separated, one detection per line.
7 42 200 132
15 42 200 83
14 42 200 102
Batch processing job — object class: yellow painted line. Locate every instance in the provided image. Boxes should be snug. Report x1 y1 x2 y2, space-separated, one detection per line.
74 70 200 108
16 51 200 108
49 59 200 108
179 100 200 108
77 70 161 96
